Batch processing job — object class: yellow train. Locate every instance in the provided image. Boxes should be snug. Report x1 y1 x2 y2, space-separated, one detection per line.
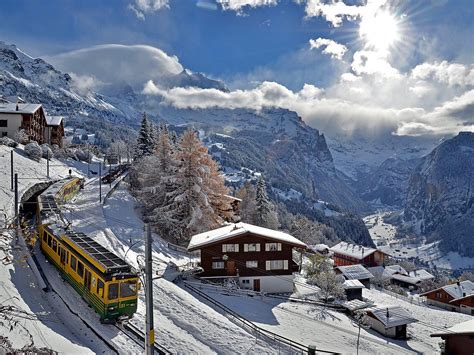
37 177 139 322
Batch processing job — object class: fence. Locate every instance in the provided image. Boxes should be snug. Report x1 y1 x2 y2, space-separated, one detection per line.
376 287 426 306
183 282 336 354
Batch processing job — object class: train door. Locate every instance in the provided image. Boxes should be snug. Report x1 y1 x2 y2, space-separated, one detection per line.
59 247 67 265
84 270 92 292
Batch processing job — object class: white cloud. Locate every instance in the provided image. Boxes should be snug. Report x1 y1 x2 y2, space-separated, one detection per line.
411 61 474 87
128 0 169 19
217 0 278 13
351 50 399 77
47 44 183 89
309 37 347 60
68 73 102 95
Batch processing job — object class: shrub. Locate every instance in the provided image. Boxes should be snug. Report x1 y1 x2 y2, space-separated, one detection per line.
41 144 53 159
25 141 42 161
0 136 18 148
13 129 29 144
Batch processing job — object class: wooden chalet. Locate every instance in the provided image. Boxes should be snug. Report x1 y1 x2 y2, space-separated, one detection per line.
330 241 387 267
364 306 418 339
45 116 65 146
0 103 46 143
431 319 474 355
421 280 474 315
187 222 307 293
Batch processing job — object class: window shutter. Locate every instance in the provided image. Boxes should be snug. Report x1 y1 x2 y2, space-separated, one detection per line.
244 244 248 252
266 261 271 270
222 245 226 253
284 260 288 270
235 244 239 252
256 243 261 252
265 243 270 251
278 243 282 251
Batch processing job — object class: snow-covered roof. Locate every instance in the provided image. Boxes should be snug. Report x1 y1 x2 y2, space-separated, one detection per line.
366 306 418 328
390 273 422 285
0 103 42 114
46 115 63 126
343 279 365 289
421 280 474 300
342 299 373 311
385 265 408 276
336 264 374 280
408 269 434 281
431 319 474 337
329 241 380 260
187 222 307 251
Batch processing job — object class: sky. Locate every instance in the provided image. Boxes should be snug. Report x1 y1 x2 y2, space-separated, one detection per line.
0 0 473 138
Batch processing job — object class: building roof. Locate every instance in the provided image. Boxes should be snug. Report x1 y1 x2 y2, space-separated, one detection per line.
390 273 422 286
385 265 408 276
187 222 307 251
329 241 381 260
0 103 42 114
408 269 434 281
421 280 474 300
343 279 365 289
342 299 373 311
431 319 474 337
336 264 374 280
46 115 63 126
366 306 418 328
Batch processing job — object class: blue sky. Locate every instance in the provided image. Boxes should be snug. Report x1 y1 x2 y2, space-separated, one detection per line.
0 0 473 137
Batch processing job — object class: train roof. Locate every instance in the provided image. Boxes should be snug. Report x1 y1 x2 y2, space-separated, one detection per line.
63 230 132 274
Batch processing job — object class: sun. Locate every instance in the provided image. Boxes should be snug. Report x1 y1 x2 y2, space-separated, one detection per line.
359 11 400 51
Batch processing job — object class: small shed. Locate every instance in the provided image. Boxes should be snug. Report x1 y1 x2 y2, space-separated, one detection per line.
343 279 365 301
390 273 422 289
364 306 418 339
336 264 374 289
430 319 474 355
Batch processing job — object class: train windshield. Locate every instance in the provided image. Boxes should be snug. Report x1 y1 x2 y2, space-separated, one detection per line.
120 280 137 298
108 283 119 300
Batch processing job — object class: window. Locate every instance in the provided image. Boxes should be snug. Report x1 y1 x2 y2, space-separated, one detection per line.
97 279 104 297
265 243 282 252
108 283 119 300
212 261 225 269
70 255 77 271
0 120 7 127
246 261 258 268
265 260 288 270
47 234 52 248
241 280 250 284
42 232 47 242
77 261 84 278
244 243 260 252
120 280 137 298
222 244 239 252
52 239 58 253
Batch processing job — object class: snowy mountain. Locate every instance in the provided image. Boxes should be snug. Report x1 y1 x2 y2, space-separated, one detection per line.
404 132 474 256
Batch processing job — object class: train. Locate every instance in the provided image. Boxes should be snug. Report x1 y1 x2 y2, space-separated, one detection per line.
36 177 139 323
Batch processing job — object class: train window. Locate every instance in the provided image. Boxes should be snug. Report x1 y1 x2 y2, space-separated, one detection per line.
77 261 84 278
42 232 47 242
52 239 58 253
120 281 137 298
70 255 77 271
47 234 52 247
97 279 104 297
108 283 119 300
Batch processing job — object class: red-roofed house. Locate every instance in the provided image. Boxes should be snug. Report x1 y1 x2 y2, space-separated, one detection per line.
420 280 474 315
330 241 388 267
187 223 307 293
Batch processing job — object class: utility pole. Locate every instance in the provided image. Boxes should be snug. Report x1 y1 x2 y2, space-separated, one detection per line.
14 173 19 242
10 150 14 191
47 151 50 179
145 223 155 354
99 163 102 203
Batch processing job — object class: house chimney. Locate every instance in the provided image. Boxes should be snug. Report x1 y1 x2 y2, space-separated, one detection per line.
15 102 19 111
386 308 390 319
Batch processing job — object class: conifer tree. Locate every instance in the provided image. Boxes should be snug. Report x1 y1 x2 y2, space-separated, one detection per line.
255 176 279 229
236 182 258 224
134 112 155 161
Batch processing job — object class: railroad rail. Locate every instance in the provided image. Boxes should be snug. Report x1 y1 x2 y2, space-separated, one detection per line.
116 321 169 355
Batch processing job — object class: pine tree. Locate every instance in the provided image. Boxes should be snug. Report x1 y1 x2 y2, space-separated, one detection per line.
134 113 155 161
236 182 258 224
255 176 279 229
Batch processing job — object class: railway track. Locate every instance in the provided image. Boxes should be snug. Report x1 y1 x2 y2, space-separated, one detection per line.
115 321 169 354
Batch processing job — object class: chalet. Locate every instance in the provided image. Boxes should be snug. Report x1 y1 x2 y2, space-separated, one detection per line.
0 103 46 143
408 269 434 282
390 273 423 289
309 243 330 256
420 280 474 314
330 241 387 267
335 264 374 288
431 319 474 355
364 306 418 339
343 279 364 301
187 222 307 293
45 116 64 146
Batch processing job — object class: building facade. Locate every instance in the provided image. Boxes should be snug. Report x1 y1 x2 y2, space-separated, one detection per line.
431 319 474 355
330 241 387 267
421 280 474 314
187 223 307 293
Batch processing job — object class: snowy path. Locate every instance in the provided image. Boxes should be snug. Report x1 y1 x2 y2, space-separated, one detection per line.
65 179 280 353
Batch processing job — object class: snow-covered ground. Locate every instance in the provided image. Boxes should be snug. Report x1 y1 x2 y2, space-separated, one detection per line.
365 212 474 270
0 145 102 353
63 179 278 353
363 288 472 354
